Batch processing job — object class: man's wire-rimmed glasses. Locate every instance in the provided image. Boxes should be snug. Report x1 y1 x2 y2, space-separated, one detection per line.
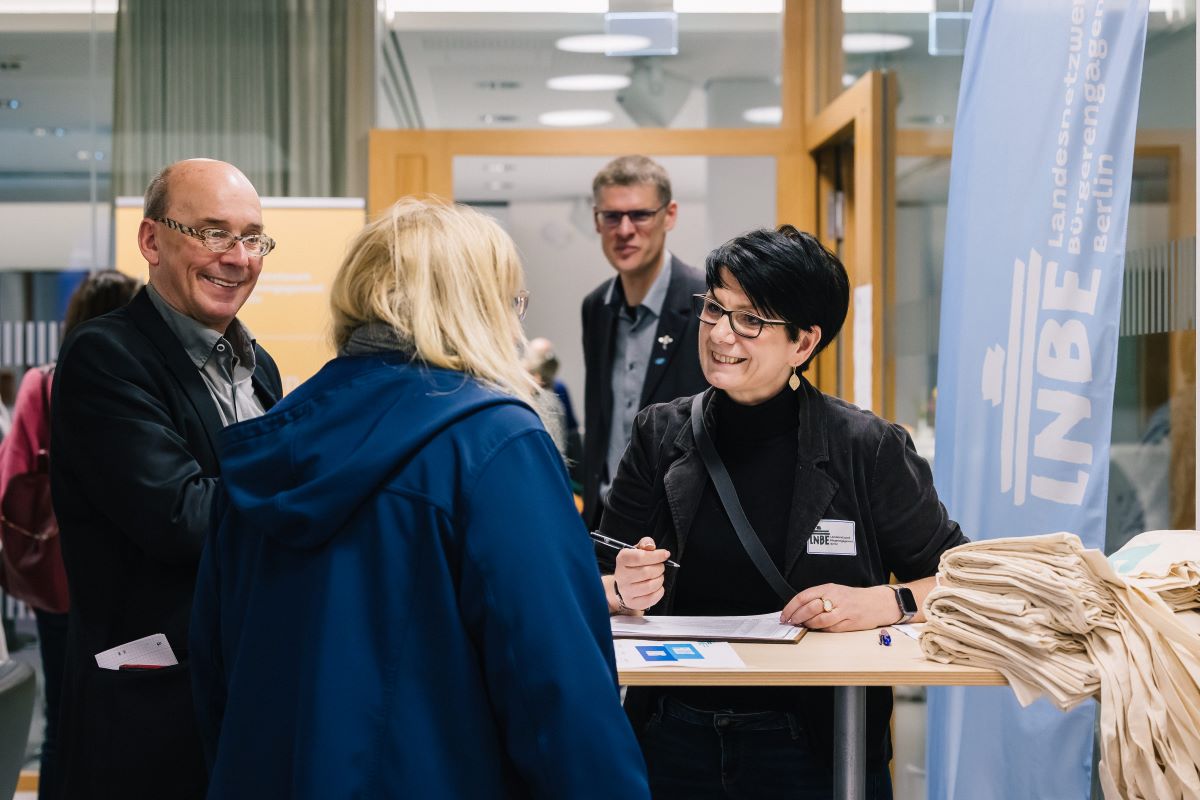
692 294 789 339
156 217 277 257
593 203 669 230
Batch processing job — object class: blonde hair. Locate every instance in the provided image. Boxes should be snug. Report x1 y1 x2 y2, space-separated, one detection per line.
330 197 538 405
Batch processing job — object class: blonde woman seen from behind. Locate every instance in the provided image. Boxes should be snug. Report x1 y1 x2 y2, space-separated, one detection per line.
190 199 650 799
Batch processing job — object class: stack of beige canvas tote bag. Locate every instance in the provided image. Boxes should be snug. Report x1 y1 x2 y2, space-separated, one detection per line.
920 530 1200 799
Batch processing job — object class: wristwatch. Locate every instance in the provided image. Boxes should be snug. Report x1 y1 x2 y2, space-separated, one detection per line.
891 585 917 624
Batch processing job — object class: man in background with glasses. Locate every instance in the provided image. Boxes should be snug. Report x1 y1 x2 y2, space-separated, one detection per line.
49 159 282 799
580 155 707 529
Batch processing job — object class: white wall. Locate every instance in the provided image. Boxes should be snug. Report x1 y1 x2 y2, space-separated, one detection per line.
0 202 112 270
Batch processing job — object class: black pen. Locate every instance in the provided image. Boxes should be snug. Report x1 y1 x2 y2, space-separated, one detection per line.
588 531 680 568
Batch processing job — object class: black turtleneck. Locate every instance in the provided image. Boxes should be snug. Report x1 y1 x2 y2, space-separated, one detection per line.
669 384 800 712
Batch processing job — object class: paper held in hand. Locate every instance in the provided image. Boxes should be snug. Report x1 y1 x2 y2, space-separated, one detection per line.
94 633 179 670
611 612 806 643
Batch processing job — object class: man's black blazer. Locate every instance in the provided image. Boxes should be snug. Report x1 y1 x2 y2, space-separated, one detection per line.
580 257 708 529
49 288 282 800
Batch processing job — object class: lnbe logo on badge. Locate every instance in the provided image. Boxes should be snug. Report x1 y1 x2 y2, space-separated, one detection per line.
980 247 1101 507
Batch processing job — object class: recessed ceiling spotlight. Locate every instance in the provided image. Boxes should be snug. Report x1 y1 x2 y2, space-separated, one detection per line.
484 162 515 174
485 181 514 191
742 106 782 125
476 80 521 90
75 149 90 160
547 74 632 92
53 127 66 137
31 126 47 136
675 0 781 10
555 34 652 54
479 113 519 124
842 33 913 54
2 99 20 110
842 0 933 11
538 109 614 127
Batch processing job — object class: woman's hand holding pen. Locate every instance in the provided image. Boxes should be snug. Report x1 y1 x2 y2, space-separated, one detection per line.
610 537 671 613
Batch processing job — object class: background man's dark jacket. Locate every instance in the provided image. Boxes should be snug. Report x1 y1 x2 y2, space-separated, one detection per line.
49 288 281 799
580 257 707 529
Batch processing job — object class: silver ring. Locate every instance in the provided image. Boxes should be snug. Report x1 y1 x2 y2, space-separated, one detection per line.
821 597 834 613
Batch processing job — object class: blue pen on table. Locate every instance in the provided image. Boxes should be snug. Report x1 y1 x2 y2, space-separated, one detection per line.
588 531 680 568
877 628 892 647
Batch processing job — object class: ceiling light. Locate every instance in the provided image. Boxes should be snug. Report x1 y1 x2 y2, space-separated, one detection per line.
841 0 933 12
53 127 66 137
843 33 913 54
479 113 518 124
842 73 857 88
538 109 614 127
547 74 632 92
2 99 20 110
742 106 782 125
485 181 514 191
0 0 117 11
388 0 603 10
674 0 781 10
555 34 652 54
31 126 47 137
75 150 90 160
484 162 514 174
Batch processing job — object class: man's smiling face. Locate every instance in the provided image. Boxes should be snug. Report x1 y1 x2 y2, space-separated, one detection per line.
140 160 265 334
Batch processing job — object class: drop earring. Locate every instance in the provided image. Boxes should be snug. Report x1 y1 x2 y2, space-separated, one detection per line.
788 366 800 391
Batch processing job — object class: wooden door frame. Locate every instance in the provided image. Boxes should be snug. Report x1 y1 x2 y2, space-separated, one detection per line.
804 70 896 416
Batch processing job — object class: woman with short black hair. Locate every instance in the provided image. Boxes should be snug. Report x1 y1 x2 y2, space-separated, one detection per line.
597 225 967 799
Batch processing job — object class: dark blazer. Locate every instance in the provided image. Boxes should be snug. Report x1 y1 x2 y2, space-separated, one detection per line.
598 380 967 766
580 257 708 529
49 288 281 800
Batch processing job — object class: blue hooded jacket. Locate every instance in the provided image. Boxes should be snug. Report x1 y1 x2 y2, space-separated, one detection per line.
190 352 649 799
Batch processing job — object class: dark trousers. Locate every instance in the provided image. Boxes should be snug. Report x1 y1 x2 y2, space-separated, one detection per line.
33 608 68 800
638 696 893 800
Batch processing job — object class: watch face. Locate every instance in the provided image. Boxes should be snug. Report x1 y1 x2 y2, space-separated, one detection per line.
897 586 918 615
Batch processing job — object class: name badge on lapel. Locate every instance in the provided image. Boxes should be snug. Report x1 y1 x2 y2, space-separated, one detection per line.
807 520 856 556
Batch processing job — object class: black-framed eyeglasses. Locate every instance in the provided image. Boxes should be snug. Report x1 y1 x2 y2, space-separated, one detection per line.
513 289 530 321
156 217 277 257
692 294 789 339
594 203 668 230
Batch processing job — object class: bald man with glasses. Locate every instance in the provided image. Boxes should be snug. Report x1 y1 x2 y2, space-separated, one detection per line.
50 159 282 799
580 155 707 530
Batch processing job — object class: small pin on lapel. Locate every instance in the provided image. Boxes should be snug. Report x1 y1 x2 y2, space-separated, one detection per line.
657 335 674 349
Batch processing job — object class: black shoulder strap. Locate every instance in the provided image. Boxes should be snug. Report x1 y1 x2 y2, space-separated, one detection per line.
690 392 796 603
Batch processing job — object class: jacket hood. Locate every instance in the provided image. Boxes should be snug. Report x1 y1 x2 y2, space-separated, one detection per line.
217 353 521 549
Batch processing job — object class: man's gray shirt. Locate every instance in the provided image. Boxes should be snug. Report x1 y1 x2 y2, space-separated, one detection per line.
601 253 674 501
147 283 267 427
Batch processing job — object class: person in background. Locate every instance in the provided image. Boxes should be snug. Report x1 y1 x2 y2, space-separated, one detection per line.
580 155 707 530
523 336 582 485
0 270 140 800
190 198 649 799
50 159 282 799
598 226 967 799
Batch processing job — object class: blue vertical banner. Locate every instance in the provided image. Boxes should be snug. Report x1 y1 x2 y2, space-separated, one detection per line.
928 1 1149 799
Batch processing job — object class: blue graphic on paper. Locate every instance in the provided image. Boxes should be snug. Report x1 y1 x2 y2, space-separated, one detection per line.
635 645 677 662
665 643 703 660
926 1 1149 798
